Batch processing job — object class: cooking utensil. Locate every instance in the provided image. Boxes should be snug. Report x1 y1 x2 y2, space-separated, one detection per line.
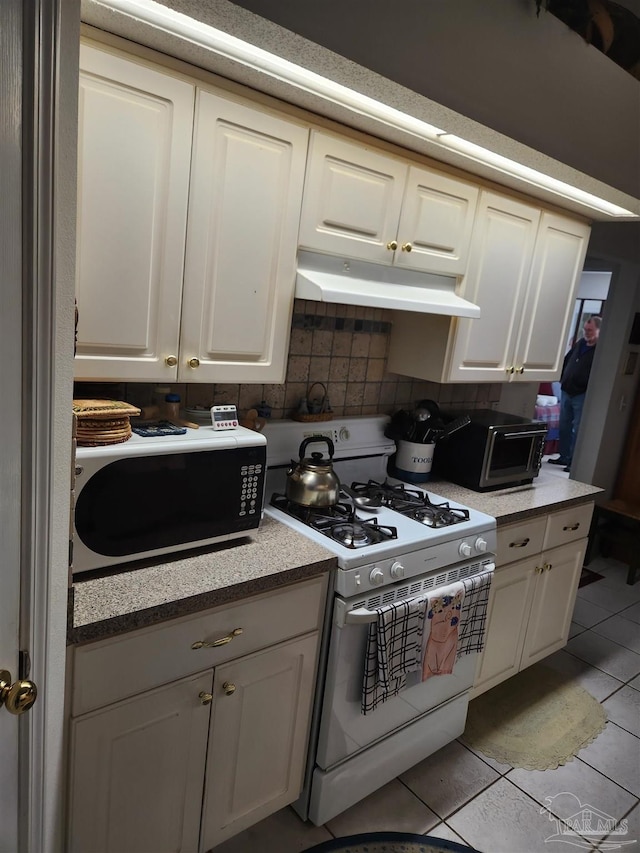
285 436 341 507
431 414 471 442
341 485 383 509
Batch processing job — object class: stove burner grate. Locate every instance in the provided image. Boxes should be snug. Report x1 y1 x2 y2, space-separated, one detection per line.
269 493 398 548
349 479 470 527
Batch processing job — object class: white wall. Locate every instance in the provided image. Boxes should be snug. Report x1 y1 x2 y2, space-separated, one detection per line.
573 227 640 492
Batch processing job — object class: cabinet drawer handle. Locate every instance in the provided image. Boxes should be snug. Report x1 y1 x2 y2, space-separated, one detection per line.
199 692 213 705
187 357 200 369
563 523 580 531
164 355 177 367
517 366 525 375
535 565 544 574
222 681 236 696
509 538 530 548
506 366 515 375
191 628 243 650
401 242 412 253
545 562 553 571
386 240 398 251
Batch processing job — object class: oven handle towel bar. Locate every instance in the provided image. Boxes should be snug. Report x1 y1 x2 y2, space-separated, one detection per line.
344 563 495 624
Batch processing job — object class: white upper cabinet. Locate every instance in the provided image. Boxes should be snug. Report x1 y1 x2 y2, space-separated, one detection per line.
445 192 541 382
298 132 479 276
75 43 195 382
388 191 591 383
179 88 308 383
394 166 480 275
74 41 308 384
512 211 591 382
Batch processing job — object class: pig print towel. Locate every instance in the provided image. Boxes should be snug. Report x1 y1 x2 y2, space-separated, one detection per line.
422 583 465 680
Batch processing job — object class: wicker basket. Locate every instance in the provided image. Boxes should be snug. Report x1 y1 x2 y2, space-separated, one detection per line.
291 382 333 422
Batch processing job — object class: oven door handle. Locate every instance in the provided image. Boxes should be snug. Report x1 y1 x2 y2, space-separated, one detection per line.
344 607 390 625
498 430 546 439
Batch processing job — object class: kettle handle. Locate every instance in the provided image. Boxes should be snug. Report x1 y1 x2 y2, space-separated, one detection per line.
298 435 335 461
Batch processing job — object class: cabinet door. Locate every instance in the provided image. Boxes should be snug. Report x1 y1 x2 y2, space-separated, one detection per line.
394 166 478 275
201 632 319 850
512 212 591 382
297 132 407 264
179 89 308 383
520 539 586 669
67 671 212 853
446 192 541 382
472 556 537 697
75 43 194 381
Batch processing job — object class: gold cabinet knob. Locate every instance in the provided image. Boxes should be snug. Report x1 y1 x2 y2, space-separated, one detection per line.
164 355 177 367
222 681 236 696
507 366 515 375
386 240 398 251
517 366 525 375
187 357 200 369
401 242 413 253
0 670 37 715
535 566 544 574
199 691 213 705
545 562 553 572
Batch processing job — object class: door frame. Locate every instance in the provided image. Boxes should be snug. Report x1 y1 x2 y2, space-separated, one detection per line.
2 1 78 851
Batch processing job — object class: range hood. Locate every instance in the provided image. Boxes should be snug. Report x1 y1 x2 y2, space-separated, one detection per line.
295 251 481 318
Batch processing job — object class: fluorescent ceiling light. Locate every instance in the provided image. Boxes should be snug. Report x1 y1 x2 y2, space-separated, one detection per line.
436 134 635 218
98 0 636 218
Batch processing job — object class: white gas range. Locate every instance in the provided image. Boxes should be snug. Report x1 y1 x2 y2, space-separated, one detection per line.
263 415 497 594
262 416 497 826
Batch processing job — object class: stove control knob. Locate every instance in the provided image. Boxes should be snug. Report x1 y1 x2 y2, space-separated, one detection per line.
369 568 385 586
339 427 350 442
475 537 488 552
459 541 473 558
390 561 405 580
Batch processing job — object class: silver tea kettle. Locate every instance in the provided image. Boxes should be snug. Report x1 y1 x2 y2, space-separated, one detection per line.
285 436 341 508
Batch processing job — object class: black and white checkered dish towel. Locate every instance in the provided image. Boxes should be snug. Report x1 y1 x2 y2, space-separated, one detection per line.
456 569 493 659
361 597 427 715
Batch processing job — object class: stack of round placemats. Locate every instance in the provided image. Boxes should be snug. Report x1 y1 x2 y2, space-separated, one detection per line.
73 399 141 446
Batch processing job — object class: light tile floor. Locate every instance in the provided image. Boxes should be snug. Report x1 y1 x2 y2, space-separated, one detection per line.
214 554 640 853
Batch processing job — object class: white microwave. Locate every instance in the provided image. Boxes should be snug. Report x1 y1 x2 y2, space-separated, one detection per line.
72 426 267 575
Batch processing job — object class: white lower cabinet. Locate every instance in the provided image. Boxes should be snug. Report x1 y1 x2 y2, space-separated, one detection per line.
201 634 318 850
66 577 327 852
472 503 593 697
68 671 212 853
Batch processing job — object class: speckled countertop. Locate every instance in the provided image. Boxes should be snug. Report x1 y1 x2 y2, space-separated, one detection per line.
426 470 602 525
69 516 336 644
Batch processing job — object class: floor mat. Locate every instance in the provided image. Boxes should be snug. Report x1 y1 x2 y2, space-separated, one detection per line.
461 664 607 770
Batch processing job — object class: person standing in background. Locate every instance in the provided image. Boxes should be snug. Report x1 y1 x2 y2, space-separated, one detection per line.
549 316 602 473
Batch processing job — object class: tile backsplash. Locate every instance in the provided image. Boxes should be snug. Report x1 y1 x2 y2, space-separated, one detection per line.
74 300 504 419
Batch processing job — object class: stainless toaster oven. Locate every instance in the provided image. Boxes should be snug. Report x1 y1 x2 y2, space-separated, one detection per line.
432 409 547 491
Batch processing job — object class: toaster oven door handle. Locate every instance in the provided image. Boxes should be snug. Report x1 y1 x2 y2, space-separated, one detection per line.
499 430 546 439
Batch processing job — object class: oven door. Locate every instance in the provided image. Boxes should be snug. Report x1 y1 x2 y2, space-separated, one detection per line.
315 566 487 771
480 426 546 489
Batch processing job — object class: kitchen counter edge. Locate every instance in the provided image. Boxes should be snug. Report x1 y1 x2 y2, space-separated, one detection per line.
427 469 603 524
69 516 337 645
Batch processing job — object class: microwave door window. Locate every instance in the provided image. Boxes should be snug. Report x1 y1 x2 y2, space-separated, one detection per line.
74 449 262 558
